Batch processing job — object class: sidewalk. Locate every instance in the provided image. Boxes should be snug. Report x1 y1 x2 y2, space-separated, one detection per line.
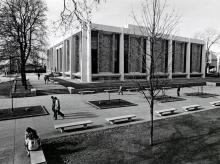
0 74 220 163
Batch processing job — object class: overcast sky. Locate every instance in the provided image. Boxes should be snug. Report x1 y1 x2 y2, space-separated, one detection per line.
45 0 220 51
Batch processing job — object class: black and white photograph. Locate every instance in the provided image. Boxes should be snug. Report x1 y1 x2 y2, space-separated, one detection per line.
0 0 220 163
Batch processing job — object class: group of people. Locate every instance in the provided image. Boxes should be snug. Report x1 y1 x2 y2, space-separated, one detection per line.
44 75 50 84
51 96 64 120
25 96 65 156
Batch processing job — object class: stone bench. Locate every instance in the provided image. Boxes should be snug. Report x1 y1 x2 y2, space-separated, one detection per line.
55 120 93 133
30 147 46 164
105 114 136 124
104 89 119 93
155 108 177 116
182 104 201 111
78 90 95 94
126 88 139 92
30 88 37 95
210 101 220 106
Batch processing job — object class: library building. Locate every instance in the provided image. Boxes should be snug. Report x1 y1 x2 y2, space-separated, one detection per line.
46 23 206 82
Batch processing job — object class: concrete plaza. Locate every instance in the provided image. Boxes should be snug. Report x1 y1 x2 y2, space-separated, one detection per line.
0 74 220 164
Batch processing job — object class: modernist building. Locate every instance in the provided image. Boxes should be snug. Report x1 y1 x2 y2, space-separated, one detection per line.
47 23 206 82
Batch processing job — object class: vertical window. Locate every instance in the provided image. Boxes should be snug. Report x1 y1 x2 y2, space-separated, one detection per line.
124 35 129 73
190 43 202 73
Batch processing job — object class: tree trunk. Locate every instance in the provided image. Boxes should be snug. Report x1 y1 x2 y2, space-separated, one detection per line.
150 97 154 146
20 58 27 89
149 40 155 146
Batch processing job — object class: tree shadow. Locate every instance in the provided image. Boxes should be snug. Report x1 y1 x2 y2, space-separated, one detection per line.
63 112 98 119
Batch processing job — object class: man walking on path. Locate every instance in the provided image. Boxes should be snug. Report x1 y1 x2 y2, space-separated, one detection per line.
54 97 64 120
51 96 56 119
118 85 123 95
44 75 49 84
37 73 40 80
177 86 181 97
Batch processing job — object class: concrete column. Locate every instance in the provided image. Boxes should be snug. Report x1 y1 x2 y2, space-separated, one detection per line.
57 49 59 72
65 41 67 72
186 39 191 78
168 39 173 79
146 38 151 80
81 24 92 82
119 28 124 81
217 56 219 74
66 40 69 72
201 44 206 78
53 47 57 72
62 41 66 77
69 36 75 79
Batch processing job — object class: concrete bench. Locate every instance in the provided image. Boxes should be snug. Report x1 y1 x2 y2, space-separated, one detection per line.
49 79 54 84
105 114 136 124
182 104 201 111
104 89 119 93
67 87 75 94
31 88 37 93
78 90 95 94
126 88 139 92
30 148 46 164
210 101 220 106
55 120 93 133
155 108 177 116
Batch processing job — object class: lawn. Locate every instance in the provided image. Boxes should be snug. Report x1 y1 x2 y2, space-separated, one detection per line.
43 108 220 164
0 105 49 121
88 99 137 109
0 81 13 98
185 92 218 98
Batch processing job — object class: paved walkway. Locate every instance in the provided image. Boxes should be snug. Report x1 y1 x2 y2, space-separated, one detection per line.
1 74 220 164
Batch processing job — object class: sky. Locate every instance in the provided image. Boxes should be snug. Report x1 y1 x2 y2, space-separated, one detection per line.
45 0 220 51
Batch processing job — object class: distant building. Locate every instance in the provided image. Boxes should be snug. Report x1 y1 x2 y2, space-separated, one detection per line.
47 23 206 82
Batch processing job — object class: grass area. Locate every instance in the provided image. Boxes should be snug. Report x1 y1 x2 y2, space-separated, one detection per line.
0 105 49 121
185 92 219 98
155 95 186 103
43 108 220 164
36 89 69 96
88 99 137 109
0 81 13 98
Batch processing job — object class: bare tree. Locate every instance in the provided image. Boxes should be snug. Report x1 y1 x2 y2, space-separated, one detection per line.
57 0 104 32
131 0 179 145
194 28 220 73
0 0 47 89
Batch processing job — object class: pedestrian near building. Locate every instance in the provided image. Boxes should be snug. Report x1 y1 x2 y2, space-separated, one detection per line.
51 96 56 119
44 75 49 84
37 73 40 80
118 85 123 95
54 97 64 119
177 86 181 97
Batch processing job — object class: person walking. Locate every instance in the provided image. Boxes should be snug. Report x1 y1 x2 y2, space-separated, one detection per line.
44 75 47 84
118 85 123 95
177 86 181 97
37 73 40 80
44 75 49 84
54 97 64 119
51 96 56 119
